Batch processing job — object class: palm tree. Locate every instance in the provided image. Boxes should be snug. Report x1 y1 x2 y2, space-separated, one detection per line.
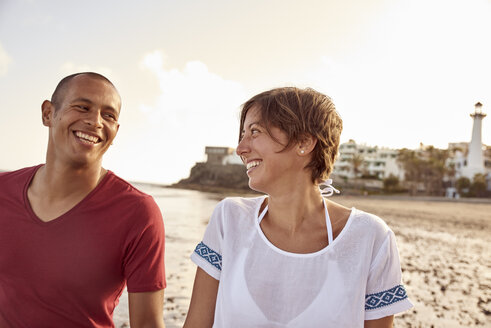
350 153 364 190
424 146 449 196
471 173 487 197
446 163 457 187
397 148 421 195
456 177 471 196
397 146 449 196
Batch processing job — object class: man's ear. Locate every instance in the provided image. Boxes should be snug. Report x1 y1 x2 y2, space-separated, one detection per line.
41 100 54 127
297 134 317 156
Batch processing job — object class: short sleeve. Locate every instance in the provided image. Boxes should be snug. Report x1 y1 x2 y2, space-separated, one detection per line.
190 200 225 280
365 230 413 320
123 196 166 292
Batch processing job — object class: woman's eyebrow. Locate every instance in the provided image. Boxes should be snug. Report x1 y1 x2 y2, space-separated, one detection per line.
248 121 260 128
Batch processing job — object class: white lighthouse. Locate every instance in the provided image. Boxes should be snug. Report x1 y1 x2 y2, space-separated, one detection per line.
462 102 486 179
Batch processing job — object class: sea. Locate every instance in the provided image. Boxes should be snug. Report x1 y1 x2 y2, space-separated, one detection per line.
112 185 230 327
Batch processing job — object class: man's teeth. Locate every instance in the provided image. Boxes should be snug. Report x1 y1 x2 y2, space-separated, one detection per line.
75 131 99 144
246 161 262 170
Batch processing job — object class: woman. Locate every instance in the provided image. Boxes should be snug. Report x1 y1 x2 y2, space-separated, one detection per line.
184 87 412 327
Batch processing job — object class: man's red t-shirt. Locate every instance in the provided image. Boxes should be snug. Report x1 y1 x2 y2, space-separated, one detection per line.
0 165 166 327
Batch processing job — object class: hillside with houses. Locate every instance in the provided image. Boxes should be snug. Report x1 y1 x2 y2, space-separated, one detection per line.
178 103 491 198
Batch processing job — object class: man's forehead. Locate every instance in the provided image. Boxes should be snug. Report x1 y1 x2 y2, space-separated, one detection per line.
69 74 116 91
64 75 121 106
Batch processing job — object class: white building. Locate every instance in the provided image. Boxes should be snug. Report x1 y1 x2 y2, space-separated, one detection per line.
446 104 489 178
445 103 490 196
205 146 243 165
333 140 402 180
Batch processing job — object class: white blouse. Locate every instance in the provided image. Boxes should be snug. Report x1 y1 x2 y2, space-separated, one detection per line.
191 196 412 327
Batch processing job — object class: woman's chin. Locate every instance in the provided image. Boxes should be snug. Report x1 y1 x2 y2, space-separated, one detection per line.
248 180 266 194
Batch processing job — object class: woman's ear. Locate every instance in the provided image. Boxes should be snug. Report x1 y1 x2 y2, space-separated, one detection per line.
297 134 317 156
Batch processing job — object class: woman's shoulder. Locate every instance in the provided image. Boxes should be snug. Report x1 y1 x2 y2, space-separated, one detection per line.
217 195 266 212
209 196 266 232
348 207 392 238
326 200 391 243
211 195 266 221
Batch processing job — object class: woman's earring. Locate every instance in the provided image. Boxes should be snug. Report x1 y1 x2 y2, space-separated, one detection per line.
300 150 305 154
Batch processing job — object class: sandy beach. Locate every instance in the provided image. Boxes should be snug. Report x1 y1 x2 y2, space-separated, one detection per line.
334 196 491 327
114 189 491 327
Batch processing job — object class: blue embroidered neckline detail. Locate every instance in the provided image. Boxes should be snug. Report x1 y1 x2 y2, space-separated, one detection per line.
365 285 408 310
194 241 222 270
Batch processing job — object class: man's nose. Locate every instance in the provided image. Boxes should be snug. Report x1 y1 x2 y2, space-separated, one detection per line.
85 110 103 128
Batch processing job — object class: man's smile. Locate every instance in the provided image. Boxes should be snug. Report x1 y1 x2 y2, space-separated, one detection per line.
74 131 102 145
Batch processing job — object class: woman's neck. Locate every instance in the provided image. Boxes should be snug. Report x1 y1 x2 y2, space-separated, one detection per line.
265 181 324 233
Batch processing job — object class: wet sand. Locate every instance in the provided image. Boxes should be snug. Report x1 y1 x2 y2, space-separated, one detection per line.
114 191 491 327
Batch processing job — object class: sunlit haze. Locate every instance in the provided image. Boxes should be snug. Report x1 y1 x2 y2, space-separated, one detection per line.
1 0 490 184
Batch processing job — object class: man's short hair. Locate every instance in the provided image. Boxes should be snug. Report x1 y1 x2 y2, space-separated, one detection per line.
50 72 116 110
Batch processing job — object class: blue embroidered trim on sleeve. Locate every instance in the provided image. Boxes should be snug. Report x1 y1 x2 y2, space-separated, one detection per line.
365 285 408 310
194 241 222 271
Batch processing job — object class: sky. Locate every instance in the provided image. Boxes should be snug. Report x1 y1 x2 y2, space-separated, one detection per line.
1 0 490 184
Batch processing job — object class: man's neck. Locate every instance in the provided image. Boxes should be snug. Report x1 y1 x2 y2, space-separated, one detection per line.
33 161 106 201
26 161 108 222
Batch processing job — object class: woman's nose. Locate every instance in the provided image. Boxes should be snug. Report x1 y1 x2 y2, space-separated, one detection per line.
236 136 249 157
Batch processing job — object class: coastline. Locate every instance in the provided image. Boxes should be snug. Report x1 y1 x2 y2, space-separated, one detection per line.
167 182 259 197
170 182 491 204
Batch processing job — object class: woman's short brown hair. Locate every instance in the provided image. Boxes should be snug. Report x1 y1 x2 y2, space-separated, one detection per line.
239 87 343 183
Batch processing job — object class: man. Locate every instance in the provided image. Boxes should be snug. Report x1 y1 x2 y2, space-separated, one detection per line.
0 73 166 327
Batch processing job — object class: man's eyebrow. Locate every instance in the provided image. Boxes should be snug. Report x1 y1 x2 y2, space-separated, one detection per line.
71 97 93 104
71 97 119 113
103 106 119 114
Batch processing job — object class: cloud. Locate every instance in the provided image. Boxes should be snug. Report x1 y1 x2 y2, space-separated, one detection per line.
60 62 113 78
298 0 491 150
0 43 12 76
107 50 247 184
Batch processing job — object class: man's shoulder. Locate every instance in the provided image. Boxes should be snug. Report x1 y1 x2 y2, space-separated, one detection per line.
101 171 160 215
0 165 41 187
0 165 40 178
104 171 152 199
